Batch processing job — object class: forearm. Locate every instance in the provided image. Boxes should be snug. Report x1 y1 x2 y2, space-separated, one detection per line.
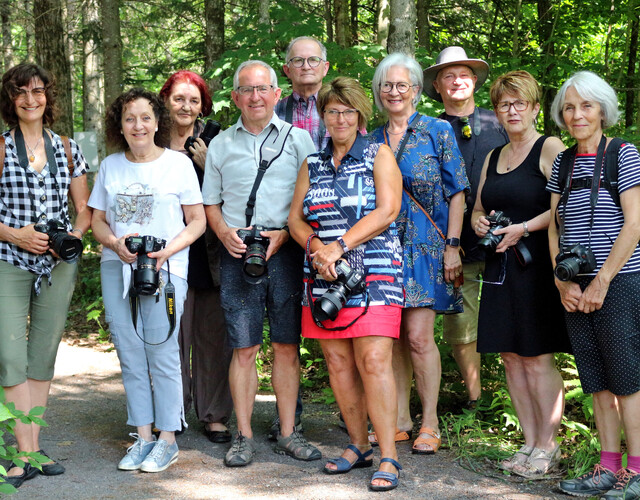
205 204 230 238
163 209 206 259
0 222 18 244
597 222 640 284
73 205 93 235
446 191 464 239
91 213 119 251
522 210 550 234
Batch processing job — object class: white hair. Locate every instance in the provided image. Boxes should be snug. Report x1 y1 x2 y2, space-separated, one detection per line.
551 71 621 130
233 60 279 90
285 36 327 63
372 53 423 112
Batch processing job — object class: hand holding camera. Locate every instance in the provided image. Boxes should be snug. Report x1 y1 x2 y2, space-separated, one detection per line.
477 211 512 252
34 219 83 262
124 235 167 295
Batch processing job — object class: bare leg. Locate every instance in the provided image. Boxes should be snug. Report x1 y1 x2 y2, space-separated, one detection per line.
592 390 622 453
272 342 300 438
392 332 413 432
320 338 370 471
501 353 537 448
403 308 440 431
451 341 482 401
618 390 640 455
228 345 260 438
354 336 398 487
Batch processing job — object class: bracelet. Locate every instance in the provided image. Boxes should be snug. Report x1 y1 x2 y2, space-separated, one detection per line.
336 235 349 253
71 228 84 238
522 221 530 237
306 233 318 259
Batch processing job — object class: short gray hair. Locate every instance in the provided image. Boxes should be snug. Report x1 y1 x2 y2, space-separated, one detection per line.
551 71 621 130
372 53 423 112
233 60 279 90
285 36 327 63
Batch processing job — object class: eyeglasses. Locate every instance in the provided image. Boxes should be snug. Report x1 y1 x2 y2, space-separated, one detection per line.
12 87 46 100
288 56 324 68
497 99 529 113
324 109 359 120
380 82 415 94
235 85 274 96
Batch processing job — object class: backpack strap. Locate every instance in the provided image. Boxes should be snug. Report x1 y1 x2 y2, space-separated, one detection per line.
603 137 624 207
0 136 5 179
60 135 74 177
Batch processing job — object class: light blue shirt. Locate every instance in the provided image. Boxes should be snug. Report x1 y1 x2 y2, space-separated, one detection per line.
202 113 315 229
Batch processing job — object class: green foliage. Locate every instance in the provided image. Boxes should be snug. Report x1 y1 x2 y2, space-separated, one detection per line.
0 388 49 495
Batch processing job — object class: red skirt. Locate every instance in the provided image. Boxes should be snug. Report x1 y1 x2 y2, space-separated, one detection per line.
301 305 401 340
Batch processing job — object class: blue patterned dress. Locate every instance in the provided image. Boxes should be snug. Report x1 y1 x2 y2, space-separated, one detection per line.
371 112 469 312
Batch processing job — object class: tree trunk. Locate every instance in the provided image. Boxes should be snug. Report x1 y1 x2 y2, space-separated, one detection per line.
25 0 34 57
537 0 558 136
487 0 501 60
83 0 105 159
34 0 73 136
387 0 415 55
205 0 225 69
101 0 122 112
377 0 390 47
626 13 639 128
334 0 349 47
1 0 13 70
416 0 429 51
512 0 522 58
258 0 269 25
350 0 358 45
324 0 334 43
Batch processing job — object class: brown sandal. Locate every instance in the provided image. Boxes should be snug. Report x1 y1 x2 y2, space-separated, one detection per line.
411 427 441 455
368 428 412 447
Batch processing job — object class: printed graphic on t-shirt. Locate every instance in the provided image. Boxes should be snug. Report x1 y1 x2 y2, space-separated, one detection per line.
114 182 153 224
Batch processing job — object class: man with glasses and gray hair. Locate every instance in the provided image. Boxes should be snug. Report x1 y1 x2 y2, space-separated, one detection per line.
202 60 319 467
276 36 330 151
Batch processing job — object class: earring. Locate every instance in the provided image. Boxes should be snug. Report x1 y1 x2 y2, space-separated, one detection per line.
155 127 158 132
120 130 123 135
198 112 203 119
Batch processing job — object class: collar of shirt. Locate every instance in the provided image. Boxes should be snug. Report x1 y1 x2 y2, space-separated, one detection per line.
291 90 318 105
320 132 367 163
233 112 286 137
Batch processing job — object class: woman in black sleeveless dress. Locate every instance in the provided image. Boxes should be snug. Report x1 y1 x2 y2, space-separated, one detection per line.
471 71 571 479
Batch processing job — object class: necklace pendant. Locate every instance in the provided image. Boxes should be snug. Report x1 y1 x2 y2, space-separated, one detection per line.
29 154 35 163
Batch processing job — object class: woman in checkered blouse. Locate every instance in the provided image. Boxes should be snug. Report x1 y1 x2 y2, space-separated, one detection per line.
0 63 91 488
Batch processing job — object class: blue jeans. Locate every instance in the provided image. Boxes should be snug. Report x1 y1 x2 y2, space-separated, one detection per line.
101 261 187 431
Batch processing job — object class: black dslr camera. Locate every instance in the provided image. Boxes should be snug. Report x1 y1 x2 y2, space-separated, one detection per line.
313 260 366 322
34 219 83 262
477 211 512 252
124 235 167 295
184 120 221 157
554 244 597 281
236 226 270 280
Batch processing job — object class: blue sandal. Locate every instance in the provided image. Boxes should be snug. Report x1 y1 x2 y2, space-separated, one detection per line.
369 457 402 491
323 444 373 474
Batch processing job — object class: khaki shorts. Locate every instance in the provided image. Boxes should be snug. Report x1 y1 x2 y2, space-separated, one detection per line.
442 261 484 345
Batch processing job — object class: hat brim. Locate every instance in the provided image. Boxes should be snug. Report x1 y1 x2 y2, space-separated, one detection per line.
423 59 489 102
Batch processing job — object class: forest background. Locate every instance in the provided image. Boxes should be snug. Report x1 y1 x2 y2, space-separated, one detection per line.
1 0 639 480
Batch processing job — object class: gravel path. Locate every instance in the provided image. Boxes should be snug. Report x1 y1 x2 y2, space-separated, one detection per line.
4 342 568 499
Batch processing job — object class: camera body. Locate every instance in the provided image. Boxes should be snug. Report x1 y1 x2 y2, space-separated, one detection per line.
184 120 221 156
124 235 167 295
554 244 597 281
313 260 366 322
236 226 270 280
477 211 512 252
34 219 82 262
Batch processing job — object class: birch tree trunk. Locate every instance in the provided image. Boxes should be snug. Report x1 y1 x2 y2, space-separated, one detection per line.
377 0 390 47
83 0 105 159
387 0 415 55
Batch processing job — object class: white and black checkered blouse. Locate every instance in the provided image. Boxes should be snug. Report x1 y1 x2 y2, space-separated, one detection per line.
1 129 88 293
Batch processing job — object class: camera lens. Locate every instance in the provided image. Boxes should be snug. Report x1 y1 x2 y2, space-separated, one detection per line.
313 286 348 322
477 229 503 251
50 232 83 262
554 257 580 282
243 242 267 277
134 255 160 294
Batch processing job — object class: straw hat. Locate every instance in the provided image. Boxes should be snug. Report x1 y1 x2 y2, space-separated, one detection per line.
423 46 489 102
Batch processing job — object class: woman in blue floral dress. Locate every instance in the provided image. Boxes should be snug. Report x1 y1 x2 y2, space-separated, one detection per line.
370 53 468 454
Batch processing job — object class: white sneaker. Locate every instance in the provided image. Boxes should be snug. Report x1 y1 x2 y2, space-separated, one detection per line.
140 439 179 473
118 433 157 471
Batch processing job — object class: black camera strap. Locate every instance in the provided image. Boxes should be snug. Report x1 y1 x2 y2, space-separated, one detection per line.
128 260 177 346
557 135 606 250
245 123 293 227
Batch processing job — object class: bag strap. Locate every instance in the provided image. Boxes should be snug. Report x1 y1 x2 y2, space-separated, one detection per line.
404 187 445 241
245 123 293 227
61 135 74 177
0 136 5 179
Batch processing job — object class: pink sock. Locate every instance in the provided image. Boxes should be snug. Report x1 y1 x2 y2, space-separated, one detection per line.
627 455 640 473
601 451 623 473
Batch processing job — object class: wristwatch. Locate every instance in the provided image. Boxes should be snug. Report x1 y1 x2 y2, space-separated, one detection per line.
522 221 530 237
337 235 349 253
445 237 460 247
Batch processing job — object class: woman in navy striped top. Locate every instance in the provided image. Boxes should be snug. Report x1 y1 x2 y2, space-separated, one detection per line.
548 71 640 498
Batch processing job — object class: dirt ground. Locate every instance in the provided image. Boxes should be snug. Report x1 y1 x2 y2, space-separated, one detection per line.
3 340 572 500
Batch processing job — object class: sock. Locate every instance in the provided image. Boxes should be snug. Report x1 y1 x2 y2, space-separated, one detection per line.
627 455 640 474
601 451 623 473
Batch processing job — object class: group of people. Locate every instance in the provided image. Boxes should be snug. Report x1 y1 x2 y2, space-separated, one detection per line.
1 36 640 498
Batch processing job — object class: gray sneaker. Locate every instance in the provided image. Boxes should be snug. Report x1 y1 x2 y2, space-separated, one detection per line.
268 416 303 441
224 432 257 467
118 433 157 471
140 439 179 473
274 428 321 461
558 463 619 497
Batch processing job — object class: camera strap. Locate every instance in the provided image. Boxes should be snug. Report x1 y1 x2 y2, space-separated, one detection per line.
244 123 293 227
557 135 606 250
128 260 177 346
306 274 371 331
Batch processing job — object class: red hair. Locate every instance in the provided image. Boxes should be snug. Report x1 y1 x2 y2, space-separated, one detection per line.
159 70 212 116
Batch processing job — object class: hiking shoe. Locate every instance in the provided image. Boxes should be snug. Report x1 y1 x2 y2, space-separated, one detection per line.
558 463 619 497
274 428 321 461
224 432 257 467
139 439 179 473
118 433 157 471
602 469 640 499
268 415 303 441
